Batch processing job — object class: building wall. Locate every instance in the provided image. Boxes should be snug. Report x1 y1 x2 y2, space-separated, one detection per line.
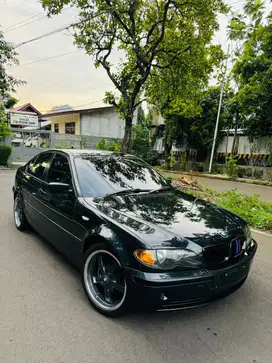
50 113 80 135
80 108 124 138
217 135 272 154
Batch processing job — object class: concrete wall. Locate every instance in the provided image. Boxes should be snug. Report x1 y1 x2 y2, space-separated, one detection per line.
80 108 124 138
54 134 114 149
50 113 80 135
217 135 272 154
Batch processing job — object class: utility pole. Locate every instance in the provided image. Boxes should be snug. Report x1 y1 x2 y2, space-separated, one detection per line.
208 44 230 173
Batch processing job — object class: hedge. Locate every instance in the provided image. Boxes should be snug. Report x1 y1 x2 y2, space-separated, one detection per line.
0 145 12 166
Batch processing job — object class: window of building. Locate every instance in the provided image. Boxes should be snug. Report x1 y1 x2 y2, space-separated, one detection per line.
65 122 75 134
54 123 59 133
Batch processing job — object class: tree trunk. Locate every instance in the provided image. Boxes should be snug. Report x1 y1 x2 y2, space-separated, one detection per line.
225 128 229 164
121 116 133 153
231 113 238 156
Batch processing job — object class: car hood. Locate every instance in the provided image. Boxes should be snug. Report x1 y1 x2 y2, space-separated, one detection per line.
85 188 246 249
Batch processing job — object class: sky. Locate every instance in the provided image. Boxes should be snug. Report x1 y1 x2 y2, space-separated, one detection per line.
0 0 270 113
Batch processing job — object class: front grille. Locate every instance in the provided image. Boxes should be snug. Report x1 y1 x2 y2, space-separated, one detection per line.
203 236 246 269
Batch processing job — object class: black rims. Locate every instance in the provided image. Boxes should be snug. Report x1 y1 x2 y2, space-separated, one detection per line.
83 248 127 315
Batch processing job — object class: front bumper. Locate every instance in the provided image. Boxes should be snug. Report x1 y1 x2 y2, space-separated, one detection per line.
126 240 257 310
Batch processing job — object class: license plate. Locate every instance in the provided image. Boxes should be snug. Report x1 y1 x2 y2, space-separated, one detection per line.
216 262 250 287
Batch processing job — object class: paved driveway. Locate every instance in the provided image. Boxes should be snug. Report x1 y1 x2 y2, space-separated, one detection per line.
1 170 272 363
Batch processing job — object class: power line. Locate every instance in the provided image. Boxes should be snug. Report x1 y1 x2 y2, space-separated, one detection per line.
11 50 79 68
2 12 44 32
4 14 47 34
14 22 77 49
3 6 71 34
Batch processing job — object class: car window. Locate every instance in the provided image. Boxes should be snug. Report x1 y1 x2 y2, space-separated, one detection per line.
27 152 53 180
47 153 72 185
74 155 168 197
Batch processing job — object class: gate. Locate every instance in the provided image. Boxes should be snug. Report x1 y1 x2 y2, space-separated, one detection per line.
6 128 55 163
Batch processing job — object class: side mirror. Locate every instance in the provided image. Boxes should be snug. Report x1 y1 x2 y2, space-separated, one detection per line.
165 177 172 185
48 182 71 194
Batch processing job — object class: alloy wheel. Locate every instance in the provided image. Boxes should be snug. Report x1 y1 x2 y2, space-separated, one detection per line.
14 197 23 227
83 250 127 312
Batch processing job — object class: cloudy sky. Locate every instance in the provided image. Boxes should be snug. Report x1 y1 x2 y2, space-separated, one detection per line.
0 0 269 113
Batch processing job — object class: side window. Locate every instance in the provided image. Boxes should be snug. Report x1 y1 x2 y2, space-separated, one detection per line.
47 154 72 185
27 153 52 180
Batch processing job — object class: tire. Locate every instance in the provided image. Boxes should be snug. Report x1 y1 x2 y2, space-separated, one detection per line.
81 243 128 317
13 194 29 231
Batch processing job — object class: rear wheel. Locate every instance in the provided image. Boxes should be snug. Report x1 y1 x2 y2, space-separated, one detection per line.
13 194 29 231
82 244 128 317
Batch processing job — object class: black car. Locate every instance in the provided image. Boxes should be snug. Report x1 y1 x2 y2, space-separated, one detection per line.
13 149 257 316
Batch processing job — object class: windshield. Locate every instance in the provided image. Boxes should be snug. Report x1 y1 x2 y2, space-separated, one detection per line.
74 155 168 197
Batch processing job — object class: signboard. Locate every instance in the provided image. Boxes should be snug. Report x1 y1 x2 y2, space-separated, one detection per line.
9 111 39 127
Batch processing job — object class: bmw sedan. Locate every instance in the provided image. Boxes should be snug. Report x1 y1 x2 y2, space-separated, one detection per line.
13 149 257 316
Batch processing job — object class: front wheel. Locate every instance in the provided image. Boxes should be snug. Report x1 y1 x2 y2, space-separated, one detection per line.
13 194 29 231
82 244 128 317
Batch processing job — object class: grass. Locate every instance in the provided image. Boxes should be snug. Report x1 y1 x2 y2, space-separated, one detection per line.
159 170 272 232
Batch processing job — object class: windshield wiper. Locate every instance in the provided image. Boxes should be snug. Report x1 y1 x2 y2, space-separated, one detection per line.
147 185 174 194
105 188 150 198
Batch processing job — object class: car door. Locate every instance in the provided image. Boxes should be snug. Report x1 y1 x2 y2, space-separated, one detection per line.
22 152 53 230
38 152 84 265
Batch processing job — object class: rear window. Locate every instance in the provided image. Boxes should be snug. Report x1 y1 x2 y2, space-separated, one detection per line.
26 152 53 180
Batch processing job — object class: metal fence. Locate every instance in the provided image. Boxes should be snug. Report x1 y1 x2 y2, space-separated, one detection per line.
5 128 55 163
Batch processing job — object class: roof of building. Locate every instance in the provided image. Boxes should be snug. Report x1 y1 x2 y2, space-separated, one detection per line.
46 104 74 114
11 103 42 115
41 105 114 118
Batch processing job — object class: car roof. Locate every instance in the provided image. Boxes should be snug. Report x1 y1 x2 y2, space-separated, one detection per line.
47 149 133 158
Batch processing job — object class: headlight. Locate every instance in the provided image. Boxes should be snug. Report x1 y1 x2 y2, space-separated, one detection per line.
243 224 252 247
134 249 198 269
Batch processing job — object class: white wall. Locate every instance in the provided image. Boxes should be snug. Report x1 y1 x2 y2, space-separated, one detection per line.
81 108 125 138
217 135 272 154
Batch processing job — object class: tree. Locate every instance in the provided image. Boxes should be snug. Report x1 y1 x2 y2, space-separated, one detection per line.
0 30 23 141
42 0 227 152
228 1 272 140
159 86 233 161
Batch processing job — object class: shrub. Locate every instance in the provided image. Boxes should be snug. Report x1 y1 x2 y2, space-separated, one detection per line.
0 145 12 165
96 138 121 152
268 152 272 167
226 156 238 179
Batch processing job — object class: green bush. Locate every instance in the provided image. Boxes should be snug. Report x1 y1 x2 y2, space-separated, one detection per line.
0 145 12 166
96 138 121 152
217 190 272 231
226 156 238 179
268 152 272 167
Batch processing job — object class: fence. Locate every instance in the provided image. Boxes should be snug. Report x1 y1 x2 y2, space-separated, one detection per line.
5 128 55 163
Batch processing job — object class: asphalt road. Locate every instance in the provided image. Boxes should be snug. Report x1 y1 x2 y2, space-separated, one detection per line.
1 170 272 363
194 176 272 202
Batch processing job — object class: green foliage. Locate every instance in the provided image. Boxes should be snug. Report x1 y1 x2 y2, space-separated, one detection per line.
226 156 238 179
42 0 227 152
217 190 272 231
0 145 12 165
268 152 272 168
0 121 12 142
228 2 272 140
96 138 121 152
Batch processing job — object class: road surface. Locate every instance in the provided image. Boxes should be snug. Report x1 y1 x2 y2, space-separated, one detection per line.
1 170 272 363
194 176 272 202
